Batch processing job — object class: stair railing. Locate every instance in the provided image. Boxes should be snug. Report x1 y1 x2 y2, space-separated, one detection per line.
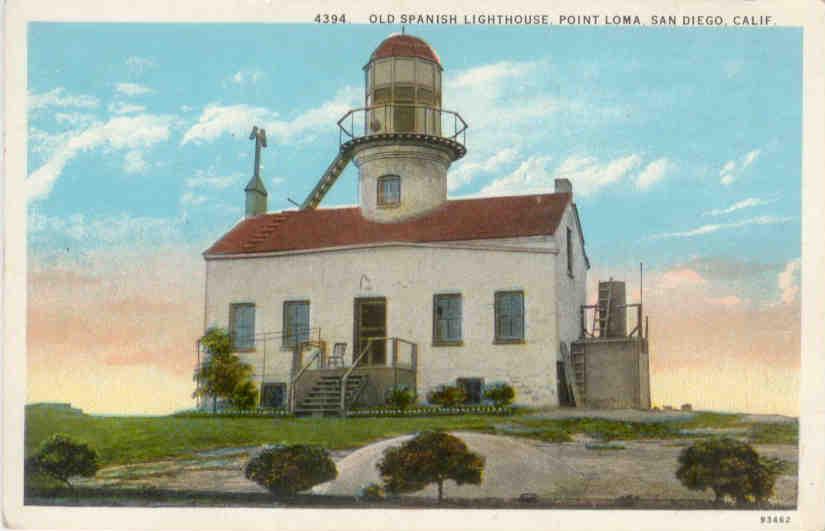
288 342 324 413
339 338 375 414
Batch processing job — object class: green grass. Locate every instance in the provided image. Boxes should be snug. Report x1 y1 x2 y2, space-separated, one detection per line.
25 405 797 468
748 422 798 445
25 405 497 466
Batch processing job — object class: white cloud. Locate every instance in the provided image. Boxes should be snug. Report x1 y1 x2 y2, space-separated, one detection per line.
29 210 181 246
181 86 359 146
777 258 801 305
448 148 519 192
557 154 643 195
181 191 208 207
479 153 646 198
115 82 153 96
442 59 628 191
635 158 672 190
271 177 286 186
54 112 97 127
649 215 792 240
229 69 265 86
448 61 537 91
29 87 99 111
108 101 147 115
703 197 775 217
720 148 761 186
28 114 174 202
185 170 240 190
123 150 148 174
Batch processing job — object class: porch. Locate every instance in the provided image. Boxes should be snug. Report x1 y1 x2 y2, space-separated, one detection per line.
289 337 418 416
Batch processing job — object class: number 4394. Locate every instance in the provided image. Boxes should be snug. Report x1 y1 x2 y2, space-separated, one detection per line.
315 14 347 23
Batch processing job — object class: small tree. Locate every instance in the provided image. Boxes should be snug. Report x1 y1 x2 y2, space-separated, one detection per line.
27 434 98 489
385 385 416 411
193 328 255 413
244 445 337 497
483 382 515 407
231 380 259 411
426 385 467 408
377 431 485 502
676 437 785 506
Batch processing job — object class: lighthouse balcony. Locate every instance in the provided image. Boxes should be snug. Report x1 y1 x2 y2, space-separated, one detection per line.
337 104 467 157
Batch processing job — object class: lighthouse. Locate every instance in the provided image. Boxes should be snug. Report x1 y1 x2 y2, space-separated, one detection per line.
300 33 466 222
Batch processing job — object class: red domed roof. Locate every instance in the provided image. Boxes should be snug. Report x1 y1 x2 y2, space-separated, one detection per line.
370 34 441 66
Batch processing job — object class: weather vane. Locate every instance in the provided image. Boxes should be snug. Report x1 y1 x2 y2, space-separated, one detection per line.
249 126 267 177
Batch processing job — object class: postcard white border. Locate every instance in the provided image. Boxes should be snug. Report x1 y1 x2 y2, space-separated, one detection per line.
3 1 824 530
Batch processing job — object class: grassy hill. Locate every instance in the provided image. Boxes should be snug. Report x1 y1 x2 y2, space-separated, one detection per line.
25 404 797 468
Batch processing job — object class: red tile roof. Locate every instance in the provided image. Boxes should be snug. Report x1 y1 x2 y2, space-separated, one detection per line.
370 34 441 66
204 193 572 257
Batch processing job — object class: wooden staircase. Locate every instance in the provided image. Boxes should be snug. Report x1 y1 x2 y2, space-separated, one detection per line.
570 342 586 406
300 149 353 210
294 374 368 416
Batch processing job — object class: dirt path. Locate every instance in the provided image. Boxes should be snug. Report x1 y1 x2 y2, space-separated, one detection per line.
74 433 797 505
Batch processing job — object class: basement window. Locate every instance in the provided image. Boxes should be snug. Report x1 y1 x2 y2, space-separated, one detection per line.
229 303 256 351
377 175 401 207
457 378 484 404
494 291 525 344
260 382 286 408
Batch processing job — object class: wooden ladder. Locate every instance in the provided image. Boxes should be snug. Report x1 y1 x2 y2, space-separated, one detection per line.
593 279 614 337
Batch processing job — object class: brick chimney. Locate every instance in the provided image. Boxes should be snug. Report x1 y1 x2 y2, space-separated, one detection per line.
555 178 572 194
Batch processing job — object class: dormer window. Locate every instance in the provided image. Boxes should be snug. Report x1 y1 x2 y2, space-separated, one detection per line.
377 175 401 207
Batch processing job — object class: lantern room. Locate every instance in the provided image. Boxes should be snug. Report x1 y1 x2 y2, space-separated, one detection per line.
364 34 443 135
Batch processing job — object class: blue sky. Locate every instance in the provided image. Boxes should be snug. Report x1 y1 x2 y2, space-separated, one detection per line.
25 24 803 414
28 24 801 273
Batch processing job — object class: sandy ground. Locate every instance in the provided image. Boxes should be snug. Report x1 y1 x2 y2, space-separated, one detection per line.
75 430 798 505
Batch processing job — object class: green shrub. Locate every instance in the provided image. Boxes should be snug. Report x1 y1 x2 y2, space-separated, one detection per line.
676 437 785 505
483 382 515 407
377 431 485 502
427 385 467 408
359 482 385 500
230 380 259 411
385 385 417 411
27 434 99 488
244 445 337 496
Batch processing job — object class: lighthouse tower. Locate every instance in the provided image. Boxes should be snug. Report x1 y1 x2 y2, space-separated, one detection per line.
300 33 466 222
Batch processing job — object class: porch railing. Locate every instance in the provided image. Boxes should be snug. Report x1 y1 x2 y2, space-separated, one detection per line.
194 327 321 410
339 337 418 414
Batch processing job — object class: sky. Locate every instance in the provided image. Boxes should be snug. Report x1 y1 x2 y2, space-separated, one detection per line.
26 23 802 415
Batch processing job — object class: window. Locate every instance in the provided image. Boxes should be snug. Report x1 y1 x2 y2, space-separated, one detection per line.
377 175 401 206
229 303 255 351
261 383 286 408
283 300 310 349
433 294 462 345
457 378 484 404
494 291 525 343
566 227 574 277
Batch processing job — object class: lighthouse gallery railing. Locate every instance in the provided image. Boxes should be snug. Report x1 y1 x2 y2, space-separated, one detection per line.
337 104 467 147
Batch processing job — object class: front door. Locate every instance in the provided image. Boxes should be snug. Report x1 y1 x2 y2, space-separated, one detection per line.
354 297 387 366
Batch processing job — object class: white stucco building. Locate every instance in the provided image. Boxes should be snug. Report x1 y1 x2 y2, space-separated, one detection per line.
198 33 648 414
